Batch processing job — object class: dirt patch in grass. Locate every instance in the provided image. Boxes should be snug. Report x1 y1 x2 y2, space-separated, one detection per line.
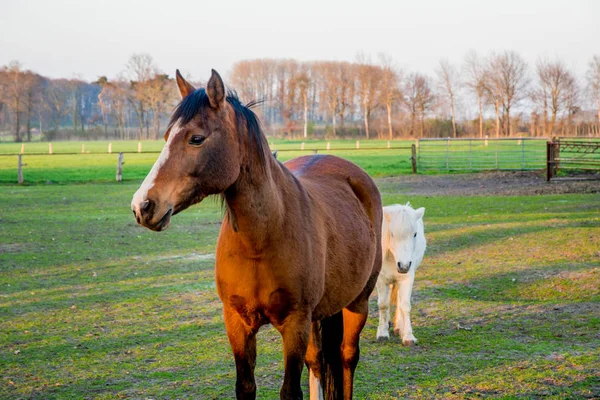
376 171 600 196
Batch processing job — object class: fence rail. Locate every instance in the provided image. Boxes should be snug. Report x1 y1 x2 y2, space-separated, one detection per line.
6 143 417 184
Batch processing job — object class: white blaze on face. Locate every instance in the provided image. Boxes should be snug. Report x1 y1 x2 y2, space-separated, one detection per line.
131 121 182 212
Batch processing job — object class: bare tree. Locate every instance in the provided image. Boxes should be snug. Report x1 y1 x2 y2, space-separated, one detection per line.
315 62 340 136
146 73 175 139
356 54 381 139
379 54 402 140
488 51 529 136
43 79 70 140
404 72 434 138
587 55 600 125
535 58 577 136
126 53 156 139
22 72 43 141
0 61 26 141
435 59 460 138
463 51 488 138
295 66 310 138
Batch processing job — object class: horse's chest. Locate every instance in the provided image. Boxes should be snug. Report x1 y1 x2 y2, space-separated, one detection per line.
225 288 295 330
216 261 299 329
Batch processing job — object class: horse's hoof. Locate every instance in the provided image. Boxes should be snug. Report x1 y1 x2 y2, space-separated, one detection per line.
402 339 415 347
393 328 401 336
377 336 389 342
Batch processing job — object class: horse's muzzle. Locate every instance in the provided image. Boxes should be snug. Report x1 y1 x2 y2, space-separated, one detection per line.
397 261 412 274
132 199 173 232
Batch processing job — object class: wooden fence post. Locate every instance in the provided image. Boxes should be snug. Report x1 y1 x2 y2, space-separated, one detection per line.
411 143 417 174
138 142 142 153
18 154 24 184
81 144 85 154
546 141 555 181
108 143 112 154
49 143 53 155
20 143 24 154
326 142 330 150
356 140 360 149
301 142 305 150
116 152 124 182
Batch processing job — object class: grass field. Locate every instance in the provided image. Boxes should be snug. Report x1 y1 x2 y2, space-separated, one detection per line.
1 180 598 399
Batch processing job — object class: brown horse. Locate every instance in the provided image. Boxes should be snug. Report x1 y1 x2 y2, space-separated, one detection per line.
131 69 382 400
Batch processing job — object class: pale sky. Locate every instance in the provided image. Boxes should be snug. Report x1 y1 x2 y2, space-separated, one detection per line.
1 0 598 83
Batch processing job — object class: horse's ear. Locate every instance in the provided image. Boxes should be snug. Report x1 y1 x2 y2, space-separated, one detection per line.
414 207 425 220
207 69 225 109
175 69 195 99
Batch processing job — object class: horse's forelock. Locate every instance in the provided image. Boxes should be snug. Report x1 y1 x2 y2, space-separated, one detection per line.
389 206 418 236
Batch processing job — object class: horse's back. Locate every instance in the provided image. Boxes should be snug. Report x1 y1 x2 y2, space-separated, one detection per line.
285 154 382 228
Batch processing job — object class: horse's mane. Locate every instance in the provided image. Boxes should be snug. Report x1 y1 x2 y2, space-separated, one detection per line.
168 88 267 168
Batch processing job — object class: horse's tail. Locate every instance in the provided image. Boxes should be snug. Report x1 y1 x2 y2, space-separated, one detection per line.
321 311 344 400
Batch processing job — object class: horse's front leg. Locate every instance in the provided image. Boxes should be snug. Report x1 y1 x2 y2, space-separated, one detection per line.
394 275 416 346
224 306 258 400
277 313 311 400
375 279 391 341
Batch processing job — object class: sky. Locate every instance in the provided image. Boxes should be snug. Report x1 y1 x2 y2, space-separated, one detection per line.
1 0 598 83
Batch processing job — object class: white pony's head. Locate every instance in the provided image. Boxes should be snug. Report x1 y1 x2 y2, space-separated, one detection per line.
383 203 425 274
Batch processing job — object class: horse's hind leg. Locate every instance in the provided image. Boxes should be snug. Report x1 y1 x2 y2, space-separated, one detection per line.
223 307 257 400
341 304 368 400
305 322 324 400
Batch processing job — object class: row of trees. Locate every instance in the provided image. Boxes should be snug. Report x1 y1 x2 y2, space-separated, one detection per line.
0 54 177 142
1 51 600 142
230 52 600 139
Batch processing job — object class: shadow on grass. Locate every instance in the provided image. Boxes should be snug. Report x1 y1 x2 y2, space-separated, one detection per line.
419 260 599 304
426 218 596 259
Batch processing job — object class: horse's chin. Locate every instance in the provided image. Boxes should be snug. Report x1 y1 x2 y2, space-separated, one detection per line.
147 208 173 232
396 266 410 274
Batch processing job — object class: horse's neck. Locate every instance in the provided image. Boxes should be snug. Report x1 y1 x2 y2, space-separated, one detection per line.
223 158 285 252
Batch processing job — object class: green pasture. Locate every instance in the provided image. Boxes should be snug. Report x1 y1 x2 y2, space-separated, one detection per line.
0 140 416 184
1 181 598 399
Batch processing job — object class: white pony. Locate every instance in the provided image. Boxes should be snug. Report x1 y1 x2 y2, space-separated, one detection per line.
376 203 426 345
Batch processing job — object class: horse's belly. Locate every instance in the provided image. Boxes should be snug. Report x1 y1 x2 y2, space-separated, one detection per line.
313 220 377 319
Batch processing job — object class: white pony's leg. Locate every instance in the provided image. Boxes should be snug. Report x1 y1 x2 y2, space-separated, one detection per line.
396 274 416 346
376 279 391 340
386 284 392 326
309 369 324 400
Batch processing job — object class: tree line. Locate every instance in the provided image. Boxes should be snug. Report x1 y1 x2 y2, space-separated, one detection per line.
1 51 600 142
0 54 177 142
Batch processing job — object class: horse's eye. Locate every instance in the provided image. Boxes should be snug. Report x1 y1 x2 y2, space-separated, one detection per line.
189 136 206 146
413 233 417 238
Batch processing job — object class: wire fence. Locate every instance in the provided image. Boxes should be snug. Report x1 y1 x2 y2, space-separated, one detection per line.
417 137 549 172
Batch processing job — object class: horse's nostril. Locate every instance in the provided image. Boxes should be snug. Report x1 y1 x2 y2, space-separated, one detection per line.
140 200 151 211
409 261 412 268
